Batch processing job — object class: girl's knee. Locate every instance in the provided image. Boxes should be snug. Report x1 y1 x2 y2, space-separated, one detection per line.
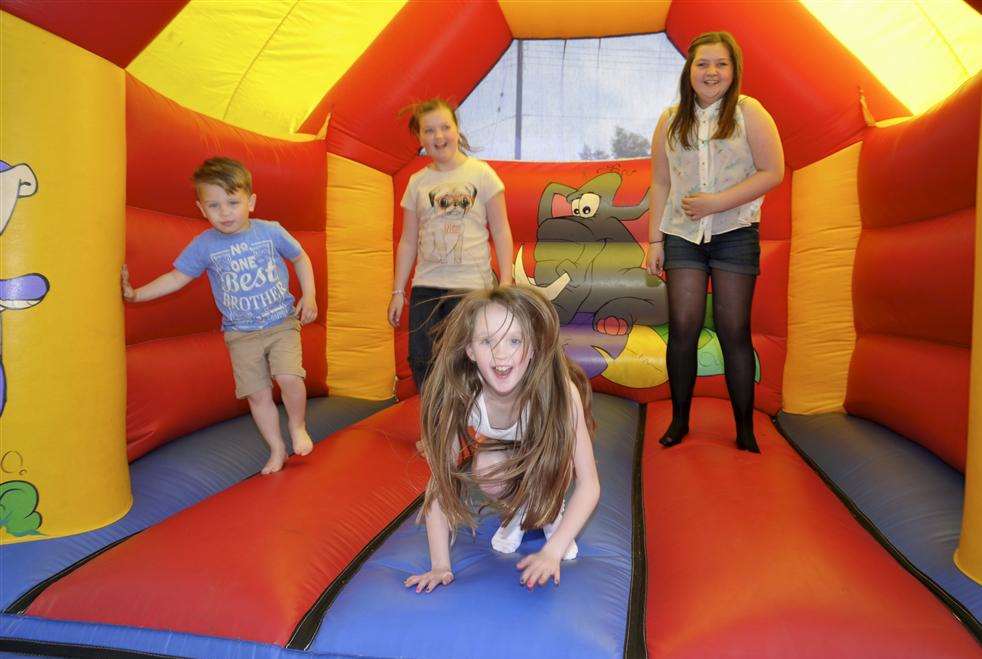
668 322 702 346
715 321 751 345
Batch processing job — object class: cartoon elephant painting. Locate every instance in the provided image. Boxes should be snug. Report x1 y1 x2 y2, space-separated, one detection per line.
514 172 667 335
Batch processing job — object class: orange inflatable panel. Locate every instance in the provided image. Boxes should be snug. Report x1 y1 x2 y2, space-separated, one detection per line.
852 208 974 347
859 75 981 229
126 75 327 231
28 403 427 645
643 398 980 657
759 167 792 241
846 334 969 473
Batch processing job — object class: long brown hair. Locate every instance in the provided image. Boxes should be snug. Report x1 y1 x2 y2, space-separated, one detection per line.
419 286 595 535
404 98 473 154
667 31 743 150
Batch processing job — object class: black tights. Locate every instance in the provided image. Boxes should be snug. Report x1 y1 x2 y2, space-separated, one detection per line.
661 268 759 452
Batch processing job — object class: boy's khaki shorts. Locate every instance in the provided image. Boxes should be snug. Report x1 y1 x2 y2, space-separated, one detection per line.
223 317 305 399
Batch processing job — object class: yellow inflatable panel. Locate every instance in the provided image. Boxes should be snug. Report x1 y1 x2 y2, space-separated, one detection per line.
782 142 863 415
0 13 130 543
127 0 405 137
499 0 669 38
325 154 395 400
803 0 982 115
954 116 982 584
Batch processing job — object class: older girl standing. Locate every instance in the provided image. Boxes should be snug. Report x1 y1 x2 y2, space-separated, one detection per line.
647 32 784 453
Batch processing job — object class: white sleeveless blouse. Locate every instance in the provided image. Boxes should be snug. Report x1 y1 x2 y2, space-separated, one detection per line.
660 97 763 244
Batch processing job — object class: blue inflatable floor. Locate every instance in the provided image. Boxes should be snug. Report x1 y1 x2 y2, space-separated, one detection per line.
303 393 641 659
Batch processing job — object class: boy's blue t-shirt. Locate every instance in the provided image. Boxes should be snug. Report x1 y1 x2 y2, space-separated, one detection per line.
174 219 303 332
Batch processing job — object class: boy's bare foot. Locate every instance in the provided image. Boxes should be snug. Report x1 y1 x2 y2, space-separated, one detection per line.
261 447 287 475
291 427 314 456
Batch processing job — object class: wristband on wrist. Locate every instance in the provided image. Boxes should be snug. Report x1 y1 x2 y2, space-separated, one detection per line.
391 289 405 296
649 239 664 244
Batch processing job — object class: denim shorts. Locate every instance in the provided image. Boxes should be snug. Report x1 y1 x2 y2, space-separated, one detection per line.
663 225 760 276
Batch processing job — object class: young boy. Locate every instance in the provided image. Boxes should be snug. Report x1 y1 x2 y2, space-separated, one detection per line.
122 157 317 474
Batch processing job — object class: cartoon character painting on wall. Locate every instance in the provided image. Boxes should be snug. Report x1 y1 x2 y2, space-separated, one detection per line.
517 172 666 334
515 171 758 389
0 159 48 414
0 159 48 537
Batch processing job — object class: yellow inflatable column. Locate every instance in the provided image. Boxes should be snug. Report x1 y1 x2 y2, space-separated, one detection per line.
325 154 395 399
954 118 982 583
782 143 863 414
0 13 130 542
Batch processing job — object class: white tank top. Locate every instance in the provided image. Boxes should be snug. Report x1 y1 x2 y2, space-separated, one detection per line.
660 96 763 244
468 392 528 442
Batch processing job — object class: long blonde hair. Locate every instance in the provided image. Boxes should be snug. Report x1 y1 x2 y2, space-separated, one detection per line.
667 31 744 150
420 286 595 534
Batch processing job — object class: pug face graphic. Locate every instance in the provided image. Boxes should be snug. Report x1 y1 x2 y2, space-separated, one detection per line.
428 182 477 219
419 181 478 265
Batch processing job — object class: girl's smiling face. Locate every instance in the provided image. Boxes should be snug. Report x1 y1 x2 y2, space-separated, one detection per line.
417 107 461 166
466 302 533 399
689 43 733 108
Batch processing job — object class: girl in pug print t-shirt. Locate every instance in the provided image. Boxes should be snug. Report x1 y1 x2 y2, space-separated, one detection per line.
387 99 514 391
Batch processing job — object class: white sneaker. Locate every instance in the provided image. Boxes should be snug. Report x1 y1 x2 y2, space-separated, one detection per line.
491 505 526 554
542 503 578 560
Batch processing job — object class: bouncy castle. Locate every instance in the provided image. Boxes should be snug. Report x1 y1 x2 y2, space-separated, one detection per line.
1 0 981 656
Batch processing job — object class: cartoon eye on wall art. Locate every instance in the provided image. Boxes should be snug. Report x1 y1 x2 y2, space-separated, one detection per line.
0 160 49 416
514 173 757 388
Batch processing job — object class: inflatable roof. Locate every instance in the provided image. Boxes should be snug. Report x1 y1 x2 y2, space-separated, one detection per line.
5 0 981 138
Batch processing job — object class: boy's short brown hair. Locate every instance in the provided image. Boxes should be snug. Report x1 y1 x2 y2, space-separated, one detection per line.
192 157 253 196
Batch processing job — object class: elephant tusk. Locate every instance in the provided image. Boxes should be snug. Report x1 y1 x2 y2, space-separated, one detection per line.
512 245 570 301
513 246 533 286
